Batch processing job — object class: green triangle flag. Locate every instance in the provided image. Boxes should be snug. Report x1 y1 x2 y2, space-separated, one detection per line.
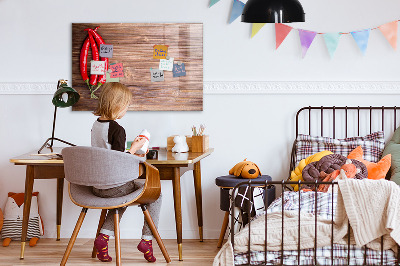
323 33 341 58
251 23 266 38
209 0 220 7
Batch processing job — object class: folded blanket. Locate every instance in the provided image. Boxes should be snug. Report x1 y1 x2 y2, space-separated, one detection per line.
335 178 400 251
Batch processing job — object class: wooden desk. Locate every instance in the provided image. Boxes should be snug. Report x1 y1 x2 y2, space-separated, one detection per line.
10 147 213 261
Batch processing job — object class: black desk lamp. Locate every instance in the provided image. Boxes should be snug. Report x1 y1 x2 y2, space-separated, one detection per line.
241 0 305 23
38 79 80 154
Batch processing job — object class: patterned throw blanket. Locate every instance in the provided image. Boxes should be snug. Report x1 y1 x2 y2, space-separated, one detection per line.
213 179 400 266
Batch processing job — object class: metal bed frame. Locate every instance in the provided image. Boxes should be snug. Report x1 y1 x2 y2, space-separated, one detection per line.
230 106 400 266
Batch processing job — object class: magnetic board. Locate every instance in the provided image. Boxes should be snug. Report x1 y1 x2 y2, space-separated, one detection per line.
72 23 203 111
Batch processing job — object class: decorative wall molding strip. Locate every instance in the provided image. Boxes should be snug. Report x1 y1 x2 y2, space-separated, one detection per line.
1 81 400 95
0 83 55 94
203 81 400 94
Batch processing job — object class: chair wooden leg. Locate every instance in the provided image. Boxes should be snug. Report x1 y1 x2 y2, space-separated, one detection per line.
217 211 230 248
114 210 121 266
91 209 108 258
60 208 88 266
141 205 171 263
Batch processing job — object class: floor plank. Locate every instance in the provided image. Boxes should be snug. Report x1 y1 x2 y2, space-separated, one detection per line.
0 239 221 265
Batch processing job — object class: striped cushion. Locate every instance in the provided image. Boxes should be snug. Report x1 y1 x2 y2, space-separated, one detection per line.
1 217 40 240
295 131 385 167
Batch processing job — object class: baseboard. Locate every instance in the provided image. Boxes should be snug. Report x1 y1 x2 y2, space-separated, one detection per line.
1 81 400 95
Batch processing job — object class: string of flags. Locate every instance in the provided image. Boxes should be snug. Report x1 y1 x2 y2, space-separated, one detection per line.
210 0 399 58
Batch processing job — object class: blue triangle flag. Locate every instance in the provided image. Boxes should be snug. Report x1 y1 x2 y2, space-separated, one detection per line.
209 0 220 7
323 33 341 58
229 0 245 24
351 29 371 55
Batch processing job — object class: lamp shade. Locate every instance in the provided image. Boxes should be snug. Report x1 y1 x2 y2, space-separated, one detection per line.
52 83 80 108
241 0 305 23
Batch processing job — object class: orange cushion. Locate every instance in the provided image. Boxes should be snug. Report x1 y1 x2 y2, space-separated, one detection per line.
347 146 391 180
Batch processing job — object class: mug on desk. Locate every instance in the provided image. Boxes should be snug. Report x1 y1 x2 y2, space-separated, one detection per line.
146 150 158 160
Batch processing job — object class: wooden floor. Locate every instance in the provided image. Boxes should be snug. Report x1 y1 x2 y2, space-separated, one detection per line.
0 239 221 265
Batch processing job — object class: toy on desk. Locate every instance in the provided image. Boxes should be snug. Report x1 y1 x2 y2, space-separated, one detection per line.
172 135 189 153
135 129 150 155
1 192 44 247
229 159 261 179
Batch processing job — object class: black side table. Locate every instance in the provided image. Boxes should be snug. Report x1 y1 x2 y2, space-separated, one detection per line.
215 175 275 248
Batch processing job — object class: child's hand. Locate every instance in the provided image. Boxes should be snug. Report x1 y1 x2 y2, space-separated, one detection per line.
129 137 147 155
134 149 149 157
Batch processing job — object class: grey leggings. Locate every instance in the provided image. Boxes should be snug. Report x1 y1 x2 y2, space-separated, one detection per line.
92 180 162 240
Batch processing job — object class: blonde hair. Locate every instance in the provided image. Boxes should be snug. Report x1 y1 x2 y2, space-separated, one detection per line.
93 82 132 120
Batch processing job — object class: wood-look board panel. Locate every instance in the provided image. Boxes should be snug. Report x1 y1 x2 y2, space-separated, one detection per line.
72 23 203 111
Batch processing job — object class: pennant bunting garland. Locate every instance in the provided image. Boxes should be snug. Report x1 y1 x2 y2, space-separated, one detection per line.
378 21 398 50
209 0 220 7
208 6 400 57
229 0 245 24
323 33 341 58
275 23 293 49
298 30 317 58
351 29 370 55
251 23 266 38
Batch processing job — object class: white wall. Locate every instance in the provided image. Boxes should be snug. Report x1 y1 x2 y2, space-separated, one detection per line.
1 0 400 239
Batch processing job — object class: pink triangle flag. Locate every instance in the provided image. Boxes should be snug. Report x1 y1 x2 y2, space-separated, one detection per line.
298 29 317 58
275 23 293 49
378 21 398 50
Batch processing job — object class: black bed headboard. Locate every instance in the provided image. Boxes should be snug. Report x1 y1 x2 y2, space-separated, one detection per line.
290 106 400 179
296 106 400 138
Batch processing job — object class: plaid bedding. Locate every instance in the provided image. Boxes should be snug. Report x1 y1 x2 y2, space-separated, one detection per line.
234 244 397 265
294 131 385 166
234 191 397 265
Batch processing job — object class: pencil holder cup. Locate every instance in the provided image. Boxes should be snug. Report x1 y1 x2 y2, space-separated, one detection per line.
191 135 209 153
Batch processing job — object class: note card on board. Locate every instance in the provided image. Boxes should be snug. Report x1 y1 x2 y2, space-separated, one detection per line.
150 68 164 82
100 44 113 58
159 58 174 71
91 61 106 75
173 63 186 77
110 63 124 78
106 72 120 82
153 45 168 59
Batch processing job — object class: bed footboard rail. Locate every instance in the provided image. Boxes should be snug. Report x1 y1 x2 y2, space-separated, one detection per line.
230 180 400 266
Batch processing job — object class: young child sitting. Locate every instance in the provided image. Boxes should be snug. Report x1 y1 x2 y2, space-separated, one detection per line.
91 82 162 263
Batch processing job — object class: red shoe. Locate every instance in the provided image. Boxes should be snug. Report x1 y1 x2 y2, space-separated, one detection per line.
137 239 156 262
94 233 112 262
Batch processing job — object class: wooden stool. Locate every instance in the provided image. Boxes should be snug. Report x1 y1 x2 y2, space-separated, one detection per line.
215 175 275 248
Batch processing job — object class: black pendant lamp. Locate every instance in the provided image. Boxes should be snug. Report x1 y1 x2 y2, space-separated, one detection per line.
242 0 305 23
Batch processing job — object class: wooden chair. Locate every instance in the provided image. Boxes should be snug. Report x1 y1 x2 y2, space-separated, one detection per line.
60 146 171 265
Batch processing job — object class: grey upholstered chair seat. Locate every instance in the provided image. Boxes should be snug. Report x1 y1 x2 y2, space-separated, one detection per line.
69 180 145 208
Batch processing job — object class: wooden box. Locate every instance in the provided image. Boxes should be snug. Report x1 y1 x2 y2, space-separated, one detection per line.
167 136 192 151
191 135 209 153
